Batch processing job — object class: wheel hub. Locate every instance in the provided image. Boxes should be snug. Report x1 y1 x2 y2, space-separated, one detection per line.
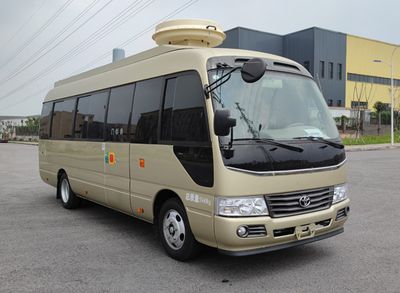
163 209 186 250
60 179 70 203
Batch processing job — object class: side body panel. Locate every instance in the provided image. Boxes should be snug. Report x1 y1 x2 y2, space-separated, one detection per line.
105 142 132 214
129 144 216 247
39 140 105 203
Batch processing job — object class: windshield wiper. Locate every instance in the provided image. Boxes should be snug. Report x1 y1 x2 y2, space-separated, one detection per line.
292 136 344 149
234 138 304 153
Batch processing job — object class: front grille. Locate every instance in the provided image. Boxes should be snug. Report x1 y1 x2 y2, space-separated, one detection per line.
265 187 333 218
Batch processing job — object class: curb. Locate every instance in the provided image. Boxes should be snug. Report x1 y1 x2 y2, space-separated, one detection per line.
7 141 38 146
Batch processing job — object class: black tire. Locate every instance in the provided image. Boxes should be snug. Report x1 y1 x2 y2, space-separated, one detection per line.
158 198 202 261
58 173 81 209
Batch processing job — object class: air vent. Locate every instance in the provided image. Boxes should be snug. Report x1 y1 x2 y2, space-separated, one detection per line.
234 58 250 64
273 61 300 71
315 219 331 228
247 225 267 237
335 207 349 221
273 227 295 237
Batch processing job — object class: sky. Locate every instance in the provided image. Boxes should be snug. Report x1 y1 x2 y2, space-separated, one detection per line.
0 0 399 116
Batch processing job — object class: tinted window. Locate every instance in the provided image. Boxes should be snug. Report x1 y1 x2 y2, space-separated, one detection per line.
51 99 75 139
106 84 135 142
337 63 342 80
161 78 176 141
75 91 108 140
131 78 162 143
161 73 208 142
39 102 53 139
319 61 325 78
328 62 333 79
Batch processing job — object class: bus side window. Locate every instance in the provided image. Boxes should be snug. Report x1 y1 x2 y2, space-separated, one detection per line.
75 91 108 140
40 102 53 139
51 98 75 139
106 84 135 142
130 77 163 144
161 72 209 143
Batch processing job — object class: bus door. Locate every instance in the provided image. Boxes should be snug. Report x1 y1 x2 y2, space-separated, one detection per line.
73 92 109 204
103 84 135 214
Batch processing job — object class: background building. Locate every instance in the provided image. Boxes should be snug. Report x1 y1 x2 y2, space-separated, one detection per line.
0 115 39 140
220 27 400 113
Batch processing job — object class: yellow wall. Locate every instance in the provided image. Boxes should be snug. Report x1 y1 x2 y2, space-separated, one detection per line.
346 35 400 110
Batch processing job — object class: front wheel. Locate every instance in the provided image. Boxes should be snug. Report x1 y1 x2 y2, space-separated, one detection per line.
158 198 202 261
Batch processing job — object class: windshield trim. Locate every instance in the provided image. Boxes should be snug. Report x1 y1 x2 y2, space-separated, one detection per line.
207 67 314 83
226 157 347 176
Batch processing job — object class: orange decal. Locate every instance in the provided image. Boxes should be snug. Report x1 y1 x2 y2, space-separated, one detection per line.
109 152 116 165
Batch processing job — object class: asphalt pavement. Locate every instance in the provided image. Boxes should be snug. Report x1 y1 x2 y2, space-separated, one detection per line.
0 143 399 293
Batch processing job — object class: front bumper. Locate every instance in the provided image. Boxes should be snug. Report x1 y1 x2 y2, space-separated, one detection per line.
215 198 350 255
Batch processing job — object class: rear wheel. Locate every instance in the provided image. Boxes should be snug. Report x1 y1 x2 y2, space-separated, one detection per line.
58 173 80 209
158 198 202 261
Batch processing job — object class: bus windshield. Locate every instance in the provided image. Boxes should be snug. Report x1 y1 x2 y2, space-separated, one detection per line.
209 70 339 141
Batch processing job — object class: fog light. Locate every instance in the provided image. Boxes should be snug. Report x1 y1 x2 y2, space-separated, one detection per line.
237 226 248 238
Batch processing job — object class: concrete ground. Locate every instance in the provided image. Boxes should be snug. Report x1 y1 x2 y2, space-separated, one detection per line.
0 144 399 293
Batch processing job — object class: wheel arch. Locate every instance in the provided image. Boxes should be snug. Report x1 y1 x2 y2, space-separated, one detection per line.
153 189 184 224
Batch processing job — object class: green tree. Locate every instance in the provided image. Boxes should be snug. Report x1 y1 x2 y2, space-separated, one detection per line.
373 101 386 135
25 117 39 128
373 101 386 113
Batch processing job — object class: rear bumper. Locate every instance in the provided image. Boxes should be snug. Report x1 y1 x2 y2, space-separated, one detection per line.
214 198 350 255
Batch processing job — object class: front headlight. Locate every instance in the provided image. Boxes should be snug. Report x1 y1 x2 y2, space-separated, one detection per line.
216 196 268 217
333 184 348 204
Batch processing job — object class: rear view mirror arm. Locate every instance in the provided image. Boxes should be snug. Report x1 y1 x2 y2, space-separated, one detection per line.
204 66 241 96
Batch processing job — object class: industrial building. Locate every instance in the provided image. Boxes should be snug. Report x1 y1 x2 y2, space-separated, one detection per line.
220 27 400 113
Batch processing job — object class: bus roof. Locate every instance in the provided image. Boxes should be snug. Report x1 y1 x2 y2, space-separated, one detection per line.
45 45 303 102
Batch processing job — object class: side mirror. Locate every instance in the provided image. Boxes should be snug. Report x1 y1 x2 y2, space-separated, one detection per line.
214 109 236 136
241 57 267 83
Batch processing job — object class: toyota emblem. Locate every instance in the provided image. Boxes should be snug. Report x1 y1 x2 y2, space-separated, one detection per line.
299 195 311 208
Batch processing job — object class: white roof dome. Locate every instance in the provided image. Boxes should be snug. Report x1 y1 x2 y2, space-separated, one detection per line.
152 19 226 47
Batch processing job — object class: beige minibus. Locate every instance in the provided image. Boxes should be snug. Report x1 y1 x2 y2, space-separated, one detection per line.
39 19 349 260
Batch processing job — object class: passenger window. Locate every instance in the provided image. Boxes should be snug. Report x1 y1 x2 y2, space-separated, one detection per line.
106 84 135 142
51 99 75 139
131 78 162 143
39 102 53 139
161 72 208 142
75 91 108 140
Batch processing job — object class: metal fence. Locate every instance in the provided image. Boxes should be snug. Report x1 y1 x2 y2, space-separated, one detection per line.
15 126 39 136
335 109 400 135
